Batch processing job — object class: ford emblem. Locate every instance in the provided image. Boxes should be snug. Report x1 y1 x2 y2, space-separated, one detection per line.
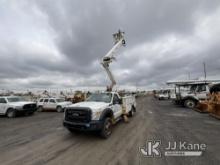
72 113 79 117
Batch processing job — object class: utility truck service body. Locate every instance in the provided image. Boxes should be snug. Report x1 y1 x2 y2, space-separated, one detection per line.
63 92 136 138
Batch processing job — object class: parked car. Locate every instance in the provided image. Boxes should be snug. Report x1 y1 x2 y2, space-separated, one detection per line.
0 96 37 118
37 98 72 112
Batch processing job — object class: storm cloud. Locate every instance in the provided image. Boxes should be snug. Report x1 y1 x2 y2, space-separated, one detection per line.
0 0 220 89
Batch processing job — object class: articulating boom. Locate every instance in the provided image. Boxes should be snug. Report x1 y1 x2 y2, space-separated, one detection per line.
101 30 126 91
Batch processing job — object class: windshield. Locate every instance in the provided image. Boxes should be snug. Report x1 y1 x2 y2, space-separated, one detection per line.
190 85 197 92
56 99 65 102
86 93 112 103
7 97 25 102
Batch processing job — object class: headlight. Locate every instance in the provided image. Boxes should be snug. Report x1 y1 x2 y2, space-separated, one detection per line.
63 109 66 118
92 111 102 120
15 106 22 110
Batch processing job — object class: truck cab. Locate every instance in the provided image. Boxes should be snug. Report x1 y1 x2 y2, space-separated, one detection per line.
63 92 136 138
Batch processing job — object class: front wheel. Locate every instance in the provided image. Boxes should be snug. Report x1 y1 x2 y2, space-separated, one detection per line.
100 117 112 139
67 128 79 134
7 109 16 118
184 99 196 109
25 111 34 116
37 106 43 112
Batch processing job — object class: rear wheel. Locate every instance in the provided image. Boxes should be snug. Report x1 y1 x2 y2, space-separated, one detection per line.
56 106 63 113
7 109 16 118
128 106 135 117
184 99 196 108
100 117 112 139
128 106 136 117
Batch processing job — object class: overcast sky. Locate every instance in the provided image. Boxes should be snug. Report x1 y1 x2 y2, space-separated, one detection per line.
0 0 220 90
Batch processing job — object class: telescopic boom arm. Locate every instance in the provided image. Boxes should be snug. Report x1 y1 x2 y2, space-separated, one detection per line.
101 30 126 91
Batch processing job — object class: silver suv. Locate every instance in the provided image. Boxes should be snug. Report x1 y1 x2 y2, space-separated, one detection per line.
37 98 72 112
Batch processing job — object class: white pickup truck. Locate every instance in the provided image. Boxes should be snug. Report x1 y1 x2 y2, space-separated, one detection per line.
63 92 136 138
0 96 37 118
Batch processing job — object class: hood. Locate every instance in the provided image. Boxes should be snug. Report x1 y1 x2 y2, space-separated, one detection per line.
58 101 72 106
68 101 109 110
9 101 36 107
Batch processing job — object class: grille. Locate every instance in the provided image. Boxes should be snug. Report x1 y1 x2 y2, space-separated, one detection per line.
23 104 37 110
65 108 91 123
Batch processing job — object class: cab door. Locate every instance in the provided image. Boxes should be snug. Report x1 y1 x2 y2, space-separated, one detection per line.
47 99 57 110
196 84 208 100
43 99 49 109
112 94 123 119
0 98 7 114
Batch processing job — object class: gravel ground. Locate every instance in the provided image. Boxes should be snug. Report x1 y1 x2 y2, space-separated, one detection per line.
0 96 220 165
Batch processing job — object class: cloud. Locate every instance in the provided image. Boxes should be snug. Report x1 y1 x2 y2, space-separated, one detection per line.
0 0 220 90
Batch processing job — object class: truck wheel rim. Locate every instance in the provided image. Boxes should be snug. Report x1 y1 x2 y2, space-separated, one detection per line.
105 121 112 135
57 107 62 112
8 111 14 117
187 101 195 108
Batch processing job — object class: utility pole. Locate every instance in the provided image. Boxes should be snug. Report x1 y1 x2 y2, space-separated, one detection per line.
136 82 138 93
203 62 207 80
188 72 191 80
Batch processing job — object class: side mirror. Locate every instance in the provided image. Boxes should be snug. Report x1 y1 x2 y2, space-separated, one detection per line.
113 99 122 105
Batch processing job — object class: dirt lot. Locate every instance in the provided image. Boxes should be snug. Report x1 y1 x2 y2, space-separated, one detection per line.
0 96 220 165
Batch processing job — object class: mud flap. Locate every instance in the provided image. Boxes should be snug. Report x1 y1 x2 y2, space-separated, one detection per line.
123 115 129 123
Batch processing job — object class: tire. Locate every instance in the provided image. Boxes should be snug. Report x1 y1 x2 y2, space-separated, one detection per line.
184 99 196 109
128 106 135 117
100 117 112 139
67 128 79 134
25 111 34 116
56 106 63 113
37 106 43 112
7 109 16 118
